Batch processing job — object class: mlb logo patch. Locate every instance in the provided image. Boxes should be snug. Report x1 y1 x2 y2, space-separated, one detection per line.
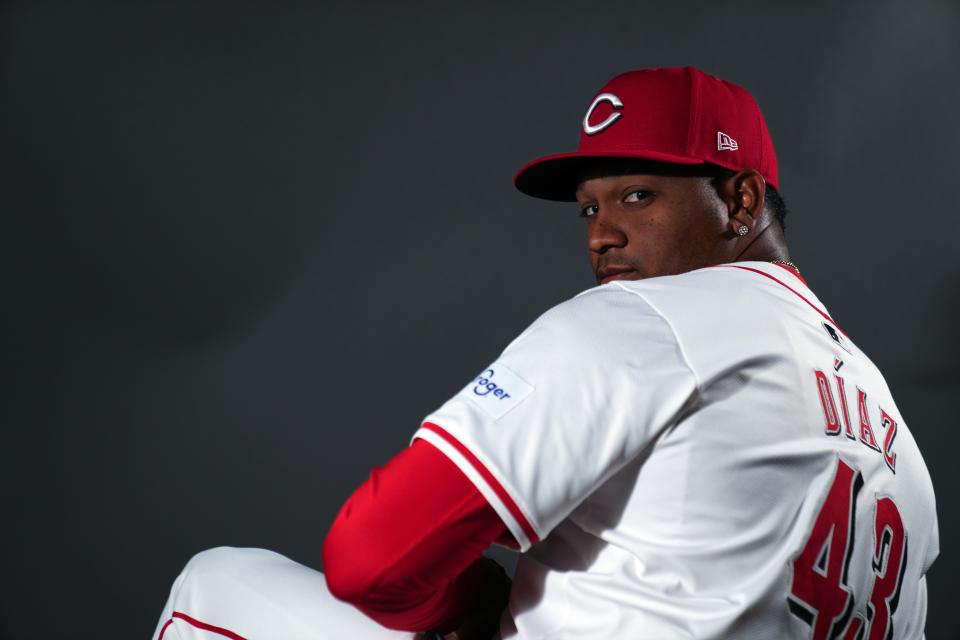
458 361 534 420
822 321 851 354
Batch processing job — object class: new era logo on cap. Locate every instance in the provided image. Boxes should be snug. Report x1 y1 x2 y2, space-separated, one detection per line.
716 131 738 151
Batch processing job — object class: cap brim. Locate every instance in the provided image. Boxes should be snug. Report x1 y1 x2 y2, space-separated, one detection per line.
514 150 706 202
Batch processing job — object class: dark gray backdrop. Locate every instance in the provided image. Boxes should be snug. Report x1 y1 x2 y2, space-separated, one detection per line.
2 1 958 638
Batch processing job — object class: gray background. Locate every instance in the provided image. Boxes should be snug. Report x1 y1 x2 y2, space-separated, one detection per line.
2 1 958 638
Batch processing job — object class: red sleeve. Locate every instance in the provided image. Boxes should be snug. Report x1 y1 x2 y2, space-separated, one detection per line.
322 438 511 632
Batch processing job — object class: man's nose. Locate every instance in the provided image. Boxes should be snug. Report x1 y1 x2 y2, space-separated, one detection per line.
587 213 628 254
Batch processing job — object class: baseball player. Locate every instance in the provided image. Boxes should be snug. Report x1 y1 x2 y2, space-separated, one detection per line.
153 67 939 640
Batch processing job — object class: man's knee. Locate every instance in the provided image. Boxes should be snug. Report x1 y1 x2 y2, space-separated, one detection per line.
177 547 277 590
183 546 243 573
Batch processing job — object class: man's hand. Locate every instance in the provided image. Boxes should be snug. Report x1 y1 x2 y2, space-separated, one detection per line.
417 557 512 640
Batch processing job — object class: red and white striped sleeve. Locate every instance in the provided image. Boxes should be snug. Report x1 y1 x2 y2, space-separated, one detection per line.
415 421 539 550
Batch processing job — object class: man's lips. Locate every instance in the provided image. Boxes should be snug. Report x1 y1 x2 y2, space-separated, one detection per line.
597 266 636 284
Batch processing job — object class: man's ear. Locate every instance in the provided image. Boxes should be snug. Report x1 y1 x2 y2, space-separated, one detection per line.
719 169 767 236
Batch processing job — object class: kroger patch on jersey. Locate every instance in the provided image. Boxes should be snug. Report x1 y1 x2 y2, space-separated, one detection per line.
457 362 534 420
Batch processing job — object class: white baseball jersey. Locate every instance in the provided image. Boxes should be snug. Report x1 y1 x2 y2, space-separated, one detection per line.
413 261 939 640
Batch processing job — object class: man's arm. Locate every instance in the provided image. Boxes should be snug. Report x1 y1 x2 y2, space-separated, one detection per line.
323 439 512 637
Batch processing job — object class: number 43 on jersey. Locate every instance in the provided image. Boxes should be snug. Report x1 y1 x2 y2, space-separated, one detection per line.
788 458 908 640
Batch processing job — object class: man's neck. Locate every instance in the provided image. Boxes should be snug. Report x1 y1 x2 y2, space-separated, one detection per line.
734 219 790 264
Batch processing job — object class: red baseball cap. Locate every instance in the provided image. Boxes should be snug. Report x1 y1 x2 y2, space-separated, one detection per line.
514 66 778 201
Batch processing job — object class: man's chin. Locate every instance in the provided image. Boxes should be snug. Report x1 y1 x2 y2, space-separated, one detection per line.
598 270 643 285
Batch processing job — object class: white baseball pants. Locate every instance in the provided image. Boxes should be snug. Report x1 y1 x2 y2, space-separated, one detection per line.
152 547 416 640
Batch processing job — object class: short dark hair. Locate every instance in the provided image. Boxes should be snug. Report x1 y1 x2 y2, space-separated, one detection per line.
764 185 788 232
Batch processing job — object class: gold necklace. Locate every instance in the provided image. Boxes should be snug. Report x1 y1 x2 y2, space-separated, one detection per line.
769 259 800 274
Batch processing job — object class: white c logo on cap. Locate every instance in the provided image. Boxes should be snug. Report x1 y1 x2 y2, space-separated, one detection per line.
582 92 624 136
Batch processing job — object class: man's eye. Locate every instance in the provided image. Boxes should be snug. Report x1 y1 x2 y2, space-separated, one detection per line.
624 190 651 203
579 204 599 218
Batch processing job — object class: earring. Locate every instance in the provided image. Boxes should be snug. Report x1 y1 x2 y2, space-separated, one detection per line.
737 225 749 236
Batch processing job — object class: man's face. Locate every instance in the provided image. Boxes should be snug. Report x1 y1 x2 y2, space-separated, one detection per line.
575 172 730 284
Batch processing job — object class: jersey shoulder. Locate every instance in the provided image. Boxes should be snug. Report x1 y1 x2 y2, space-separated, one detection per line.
618 261 819 311
613 261 837 338
502 280 693 379
522 278 680 348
